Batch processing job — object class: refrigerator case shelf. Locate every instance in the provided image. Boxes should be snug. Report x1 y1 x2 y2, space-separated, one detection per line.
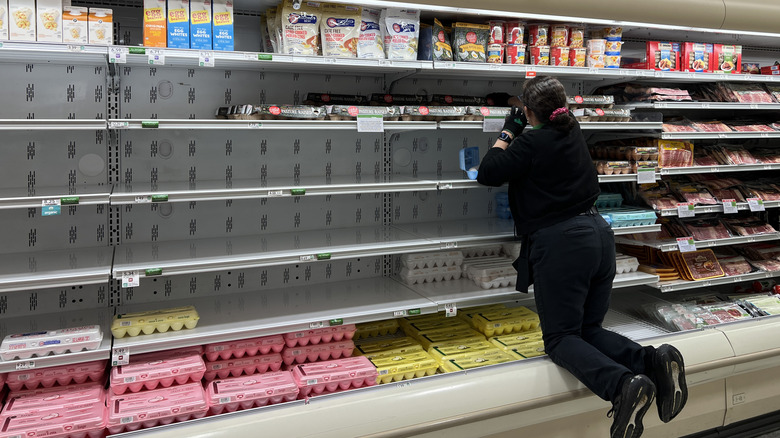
0 186 110 210
0 247 114 293
109 119 437 131
653 270 780 292
616 232 780 252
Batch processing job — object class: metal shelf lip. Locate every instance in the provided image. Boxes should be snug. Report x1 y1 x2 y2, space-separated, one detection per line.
0 247 114 293
623 102 780 110
0 41 108 64
598 173 661 183
109 119 437 131
659 164 780 175
438 121 662 131
0 119 107 130
111 278 437 355
661 131 780 140
0 189 110 210
611 224 662 236
654 270 780 293
612 272 660 289
656 201 780 216
631 232 780 252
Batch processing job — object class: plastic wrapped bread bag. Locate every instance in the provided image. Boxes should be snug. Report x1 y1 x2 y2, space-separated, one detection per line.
357 7 383 59
320 3 360 57
383 7 420 60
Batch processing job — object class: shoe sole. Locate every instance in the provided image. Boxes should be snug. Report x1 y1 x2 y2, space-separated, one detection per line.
612 378 655 438
657 345 688 423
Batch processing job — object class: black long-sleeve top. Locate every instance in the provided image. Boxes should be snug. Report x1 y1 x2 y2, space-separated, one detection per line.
477 122 600 235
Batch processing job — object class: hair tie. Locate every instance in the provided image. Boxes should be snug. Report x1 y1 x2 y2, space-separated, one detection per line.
549 107 568 121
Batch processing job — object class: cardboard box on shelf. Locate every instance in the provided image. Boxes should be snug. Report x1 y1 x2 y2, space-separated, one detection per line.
9 0 35 41
167 0 189 48
189 0 211 50
144 0 166 47
681 42 713 73
62 6 87 44
36 0 62 42
212 0 232 51
87 8 111 45
0 0 8 40
711 44 742 74
646 41 680 71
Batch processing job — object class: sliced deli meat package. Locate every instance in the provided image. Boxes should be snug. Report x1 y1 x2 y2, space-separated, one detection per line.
383 8 420 60
357 7 383 59
320 3 360 57
281 0 321 56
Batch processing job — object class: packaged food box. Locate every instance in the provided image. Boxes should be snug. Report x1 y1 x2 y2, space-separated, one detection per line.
0 403 105 438
529 45 549 65
249 104 327 120
605 54 621 68
143 0 166 47
355 336 418 355
574 108 630 122
204 353 283 380
359 344 425 361
527 23 547 46
7 360 107 391
439 349 516 372
401 318 472 339
568 25 584 48
3 382 105 414
587 38 606 55
587 53 604 68
600 207 657 227
504 21 523 45
471 308 540 337
369 93 424 105
550 24 568 47
382 8 419 61
189 0 211 49
605 40 623 54
87 8 111 45
111 305 200 338
327 105 401 120
354 319 399 339
9 0 34 41
281 340 354 365
292 356 377 395
35 0 61 42
487 20 504 44
760 64 780 75
110 349 205 394
369 350 437 383
204 334 285 361
0 325 103 361
417 328 486 350
460 257 509 278
400 265 462 285
206 371 299 415
283 324 356 348
594 160 631 175
488 330 544 351
320 3 359 57
681 42 712 72
400 105 467 121
452 22 488 62
486 43 504 64
458 303 507 326
430 94 486 105
467 262 516 289
62 6 87 44
677 249 725 281
0 0 8 40
567 95 614 109
570 47 586 66
107 382 208 433
505 43 526 64
462 245 502 258
550 46 569 66
357 7 383 59
507 341 547 359
427 339 497 362
166 0 189 48
465 106 511 121
212 0 233 51
711 44 742 73
616 254 640 274
647 41 680 71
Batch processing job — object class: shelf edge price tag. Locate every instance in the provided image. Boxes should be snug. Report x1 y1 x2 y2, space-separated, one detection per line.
112 347 130 366
677 202 695 218
15 361 35 371
482 115 503 133
525 67 536 78
109 47 128 64
299 254 315 262
68 45 85 52
309 321 324 329
199 51 215 67
42 198 61 216
441 241 457 250
357 114 383 133
407 308 421 316
148 49 165 65
722 199 738 214
677 237 696 253
748 198 765 212
393 310 407 317
121 270 140 288
134 195 152 203
329 318 343 326
444 303 457 317
290 188 306 196
636 168 655 184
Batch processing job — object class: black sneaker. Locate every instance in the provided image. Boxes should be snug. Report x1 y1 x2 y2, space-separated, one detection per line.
653 344 688 423
609 375 655 438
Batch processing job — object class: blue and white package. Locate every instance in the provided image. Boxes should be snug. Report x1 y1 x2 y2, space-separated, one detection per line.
459 146 479 180
189 0 212 50
167 0 189 48
357 7 383 59
383 8 419 61
212 0 233 51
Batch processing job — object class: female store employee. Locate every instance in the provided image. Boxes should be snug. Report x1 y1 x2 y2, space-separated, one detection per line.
478 76 687 438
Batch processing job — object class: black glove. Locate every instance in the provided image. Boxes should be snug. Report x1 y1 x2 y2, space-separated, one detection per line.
486 92 512 107
501 106 527 139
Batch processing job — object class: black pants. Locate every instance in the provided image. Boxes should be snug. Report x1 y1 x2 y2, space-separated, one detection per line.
529 213 654 402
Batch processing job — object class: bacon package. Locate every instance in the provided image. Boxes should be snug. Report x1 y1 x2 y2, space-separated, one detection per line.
206 371 299 414
658 140 694 168
106 383 208 433
203 353 283 380
682 218 732 241
110 348 206 394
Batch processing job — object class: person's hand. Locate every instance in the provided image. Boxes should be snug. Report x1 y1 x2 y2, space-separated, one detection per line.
501 106 527 139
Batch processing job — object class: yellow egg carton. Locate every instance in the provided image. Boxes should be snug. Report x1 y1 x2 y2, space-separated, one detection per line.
111 305 200 338
402 318 472 340
361 344 425 360
471 307 540 337
458 303 508 327
427 339 498 362
488 330 544 351
370 350 439 384
355 336 420 355
354 319 399 339
439 349 518 373
417 328 486 350
506 341 546 359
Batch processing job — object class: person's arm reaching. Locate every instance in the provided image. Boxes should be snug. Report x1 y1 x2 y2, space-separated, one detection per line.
477 107 533 186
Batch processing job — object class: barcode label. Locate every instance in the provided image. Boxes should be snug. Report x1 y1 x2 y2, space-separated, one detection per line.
121 416 134 424
306 379 318 385
219 397 231 404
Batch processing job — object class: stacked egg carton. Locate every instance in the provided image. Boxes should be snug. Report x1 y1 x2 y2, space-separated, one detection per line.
111 306 200 338
399 250 464 285
0 325 104 361
203 335 285 380
460 243 521 289
616 253 640 274
462 304 545 360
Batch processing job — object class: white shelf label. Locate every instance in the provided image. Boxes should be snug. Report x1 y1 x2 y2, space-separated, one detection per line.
15 361 35 371
112 347 130 366
199 51 215 67
299 255 315 262
588 67 599 74
148 49 165 65
677 237 697 253
357 114 383 133
677 203 695 218
309 321 324 329
636 168 655 184
700 102 710 109
67 45 85 52
108 121 129 129
441 241 458 249
121 270 140 288
267 190 283 197
378 59 392 67
438 183 453 190
722 199 738 214
748 198 766 212
482 116 504 133
525 67 536 78
109 47 128 64
134 195 152 203
42 198 61 216
393 310 407 317
444 303 457 317
248 122 262 128
437 62 455 69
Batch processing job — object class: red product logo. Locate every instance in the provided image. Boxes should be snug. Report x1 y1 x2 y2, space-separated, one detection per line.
444 95 453 104
437 31 446 43
595 108 605 116
384 94 393 103
466 31 477 44
419 106 429 115
348 106 359 116
269 106 281 115
321 94 331 103
480 107 489 116
575 96 584 104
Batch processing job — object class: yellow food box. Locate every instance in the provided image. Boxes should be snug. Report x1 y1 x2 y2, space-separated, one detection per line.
428 339 498 362
488 330 544 351
370 350 438 384
509 341 547 359
355 336 419 354
458 303 508 327
360 344 425 360
417 328 485 350
471 307 540 337
439 349 518 373
143 0 167 47
402 318 472 340
354 319 399 339
111 305 200 338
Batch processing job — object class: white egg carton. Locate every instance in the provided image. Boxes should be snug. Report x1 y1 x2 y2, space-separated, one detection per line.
399 265 462 285
615 255 640 274
502 242 522 259
400 251 463 269
461 256 511 279
462 245 503 258
0 325 103 361
469 263 518 289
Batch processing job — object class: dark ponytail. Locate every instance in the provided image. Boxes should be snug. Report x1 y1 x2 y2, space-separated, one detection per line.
521 76 577 132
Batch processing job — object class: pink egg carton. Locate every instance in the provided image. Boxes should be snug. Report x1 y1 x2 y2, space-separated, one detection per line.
283 324 357 348
6 360 107 391
203 334 285 361
206 371 299 415
0 402 105 438
4 382 105 414
281 340 355 365
291 356 378 397
203 353 283 381
107 382 208 433
110 348 206 395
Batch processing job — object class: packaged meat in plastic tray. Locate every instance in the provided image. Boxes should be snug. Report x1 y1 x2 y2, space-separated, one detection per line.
106 382 208 433
111 305 200 338
110 348 206 394
468 263 517 289
566 95 614 109
204 334 285 361
488 330 544 352
464 106 511 121
399 265 462 285
369 350 437 383
738 295 780 316
615 255 639 274
682 218 732 241
206 371 299 414
326 105 401 121
427 338 496 362
461 256 511 279
439 349 517 372
354 319 399 339
471 307 540 337
0 325 103 360
3 382 105 414
724 217 778 236
282 340 355 365
7 360 107 391
462 245 502 258
292 356 378 395
600 207 657 227
596 193 623 209
400 250 463 269
399 106 467 121
702 303 752 323
283 324 356 348
417 329 486 350
204 353 283 380
355 336 420 355
0 402 106 438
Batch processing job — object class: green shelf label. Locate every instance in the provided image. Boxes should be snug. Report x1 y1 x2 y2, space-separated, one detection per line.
145 268 163 276
329 319 343 326
290 188 306 196
129 47 146 55
316 253 331 260
258 54 273 61
60 197 80 205
151 194 169 202
408 309 422 315
141 120 159 128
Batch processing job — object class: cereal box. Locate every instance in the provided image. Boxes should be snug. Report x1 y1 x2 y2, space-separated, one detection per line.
711 44 742 74
87 8 111 45
212 0 233 51
0 0 9 40
189 0 211 49
144 0 167 47
62 6 87 44
9 0 35 41
36 0 61 41
167 0 189 48
681 42 712 73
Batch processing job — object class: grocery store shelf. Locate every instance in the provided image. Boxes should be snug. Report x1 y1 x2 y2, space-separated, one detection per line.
0 119 106 130
612 271 661 288
395 218 516 247
0 186 110 210
661 131 780 140
112 277 436 355
108 119 437 131
659 164 780 175
659 201 780 216
0 41 108 65
438 120 662 131
652 270 780 293
598 173 661 183
429 173 663 188
618 232 780 252
611 224 663 236
0 308 112 373
624 102 780 111
0 247 114 293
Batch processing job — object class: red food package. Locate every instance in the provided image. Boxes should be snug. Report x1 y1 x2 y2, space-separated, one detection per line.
680 42 713 73
711 44 742 74
505 44 526 64
646 41 680 71
550 46 569 66
488 20 504 45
